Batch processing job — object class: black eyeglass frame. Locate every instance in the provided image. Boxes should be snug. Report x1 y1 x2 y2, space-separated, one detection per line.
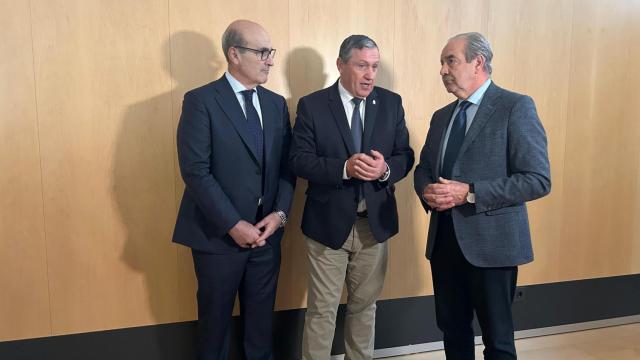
233 46 276 61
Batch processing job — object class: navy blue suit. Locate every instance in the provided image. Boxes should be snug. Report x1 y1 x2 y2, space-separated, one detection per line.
173 75 295 359
290 81 414 249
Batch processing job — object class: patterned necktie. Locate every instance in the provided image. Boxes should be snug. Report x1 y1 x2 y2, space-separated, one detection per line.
241 89 263 166
441 100 472 179
351 97 363 153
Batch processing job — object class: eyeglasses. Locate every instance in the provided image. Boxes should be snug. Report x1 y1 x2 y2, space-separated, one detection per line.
234 46 276 61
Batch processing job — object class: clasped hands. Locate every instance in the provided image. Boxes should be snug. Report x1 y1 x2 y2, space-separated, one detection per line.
422 177 470 211
228 212 281 248
346 150 387 180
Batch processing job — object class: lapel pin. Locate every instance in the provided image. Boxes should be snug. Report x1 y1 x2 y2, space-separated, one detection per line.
372 100 376 105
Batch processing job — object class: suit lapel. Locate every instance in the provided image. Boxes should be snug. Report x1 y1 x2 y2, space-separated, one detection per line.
213 76 261 166
328 81 356 155
258 86 275 169
434 102 458 179
362 88 378 152
458 82 499 157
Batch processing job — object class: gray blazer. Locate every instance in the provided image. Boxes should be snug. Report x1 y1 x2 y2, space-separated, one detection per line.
414 82 551 267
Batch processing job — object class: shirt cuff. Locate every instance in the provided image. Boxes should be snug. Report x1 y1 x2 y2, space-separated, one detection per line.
343 160 350 179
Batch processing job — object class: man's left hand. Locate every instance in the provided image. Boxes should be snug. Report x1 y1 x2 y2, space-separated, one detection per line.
353 150 387 181
254 212 282 247
422 177 470 211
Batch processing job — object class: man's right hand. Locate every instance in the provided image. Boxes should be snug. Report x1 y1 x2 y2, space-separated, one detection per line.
347 153 381 180
228 220 262 248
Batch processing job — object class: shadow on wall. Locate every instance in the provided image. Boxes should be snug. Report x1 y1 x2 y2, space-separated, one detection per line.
275 47 327 314
112 31 221 360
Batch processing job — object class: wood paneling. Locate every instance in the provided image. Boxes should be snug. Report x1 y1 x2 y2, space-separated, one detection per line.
0 0 51 341
2 0 640 341
30 0 178 334
560 0 640 280
486 0 573 284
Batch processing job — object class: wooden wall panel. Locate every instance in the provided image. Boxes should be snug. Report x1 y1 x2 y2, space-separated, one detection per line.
486 0 573 284
2 0 640 342
560 0 640 280
30 0 178 334
0 0 51 341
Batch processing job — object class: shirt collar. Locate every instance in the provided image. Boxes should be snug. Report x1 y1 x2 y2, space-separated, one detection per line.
338 79 365 105
462 78 492 106
225 71 255 94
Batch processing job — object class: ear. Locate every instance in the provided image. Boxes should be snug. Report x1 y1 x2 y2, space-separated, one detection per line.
474 55 486 73
336 58 344 74
228 47 240 65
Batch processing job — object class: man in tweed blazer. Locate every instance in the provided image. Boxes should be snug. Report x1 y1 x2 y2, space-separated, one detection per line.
414 32 551 359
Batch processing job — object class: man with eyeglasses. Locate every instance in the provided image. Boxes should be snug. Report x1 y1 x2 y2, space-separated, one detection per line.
290 35 414 359
173 19 295 360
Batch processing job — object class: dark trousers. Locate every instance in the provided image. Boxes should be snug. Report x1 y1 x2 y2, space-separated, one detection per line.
192 244 280 360
430 214 518 360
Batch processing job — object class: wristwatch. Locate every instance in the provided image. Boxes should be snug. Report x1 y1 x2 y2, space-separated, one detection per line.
466 183 476 204
275 210 288 228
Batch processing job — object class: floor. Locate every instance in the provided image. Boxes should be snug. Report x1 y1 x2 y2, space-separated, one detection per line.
387 323 640 359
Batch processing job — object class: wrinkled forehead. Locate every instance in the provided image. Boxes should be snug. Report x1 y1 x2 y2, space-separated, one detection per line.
349 47 380 63
441 38 466 60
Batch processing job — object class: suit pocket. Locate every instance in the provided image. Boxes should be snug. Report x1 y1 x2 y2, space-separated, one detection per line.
485 205 524 216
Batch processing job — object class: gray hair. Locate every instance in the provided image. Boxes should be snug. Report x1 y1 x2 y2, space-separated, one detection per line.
221 27 247 61
451 32 493 74
338 35 378 62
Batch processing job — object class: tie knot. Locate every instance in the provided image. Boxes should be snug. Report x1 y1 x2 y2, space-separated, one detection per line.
459 100 471 112
241 89 254 102
352 97 363 107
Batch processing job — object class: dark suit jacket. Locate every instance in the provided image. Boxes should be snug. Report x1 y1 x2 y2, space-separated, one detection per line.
173 75 295 253
414 82 551 267
290 81 414 249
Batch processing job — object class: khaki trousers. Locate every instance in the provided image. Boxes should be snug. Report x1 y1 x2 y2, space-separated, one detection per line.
302 217 389 360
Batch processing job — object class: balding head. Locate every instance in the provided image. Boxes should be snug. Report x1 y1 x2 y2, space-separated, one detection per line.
222 20 269 62
222 20 274 89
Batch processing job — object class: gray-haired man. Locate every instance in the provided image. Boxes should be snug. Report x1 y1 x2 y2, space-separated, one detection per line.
290 35 414 359
414 32 550 359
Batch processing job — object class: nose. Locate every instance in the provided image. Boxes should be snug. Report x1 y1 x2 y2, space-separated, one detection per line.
440 63 448 76
265 56 274 66
365 67 376 80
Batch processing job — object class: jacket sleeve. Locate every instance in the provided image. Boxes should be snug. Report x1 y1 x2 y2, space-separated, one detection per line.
289 97 345 185
413 113 437 214
473 95 551 213
274 99 296 214
177 91 241 236
384 96 414 186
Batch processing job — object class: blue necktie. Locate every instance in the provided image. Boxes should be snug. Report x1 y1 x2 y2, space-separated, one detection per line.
351 97 363 153
441 100 471 179
241 89 263 166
